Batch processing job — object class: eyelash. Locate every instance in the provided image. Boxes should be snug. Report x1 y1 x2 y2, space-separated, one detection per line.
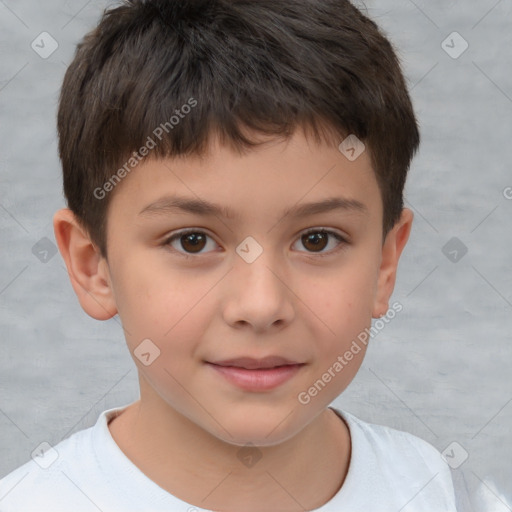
162 228 349 259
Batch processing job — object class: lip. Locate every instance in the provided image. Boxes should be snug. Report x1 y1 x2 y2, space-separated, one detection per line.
209 356 302 370
206 362 304 391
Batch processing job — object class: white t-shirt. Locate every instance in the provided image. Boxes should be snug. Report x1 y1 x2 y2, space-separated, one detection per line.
0 404 458 511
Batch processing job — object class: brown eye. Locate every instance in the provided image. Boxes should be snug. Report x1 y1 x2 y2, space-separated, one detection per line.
165 230 217 256
164 228 347 259
301 231 329 252
180 232 207 253
294 229 347 256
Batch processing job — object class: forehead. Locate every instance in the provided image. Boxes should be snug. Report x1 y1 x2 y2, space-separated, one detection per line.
107 130 381 226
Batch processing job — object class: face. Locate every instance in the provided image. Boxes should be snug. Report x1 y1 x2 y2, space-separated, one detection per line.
100 129 393 446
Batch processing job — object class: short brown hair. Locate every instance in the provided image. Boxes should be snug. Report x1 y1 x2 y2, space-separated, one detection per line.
57 0 420 259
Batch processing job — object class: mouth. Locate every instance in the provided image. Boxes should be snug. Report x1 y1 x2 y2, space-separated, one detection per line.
205 356 306 391
207 355 304 370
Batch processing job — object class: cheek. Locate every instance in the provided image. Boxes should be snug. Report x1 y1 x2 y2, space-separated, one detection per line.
111 255 214 355
297 261 377 338
296 270 375 402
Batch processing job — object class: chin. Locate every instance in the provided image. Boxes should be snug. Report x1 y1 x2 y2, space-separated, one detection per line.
206 408 309 448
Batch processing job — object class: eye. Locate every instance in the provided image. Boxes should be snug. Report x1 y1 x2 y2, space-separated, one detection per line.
163 227 348 258
163 229 218 257
292 228 348 256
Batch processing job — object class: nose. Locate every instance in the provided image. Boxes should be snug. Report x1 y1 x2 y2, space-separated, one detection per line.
222 251 295 333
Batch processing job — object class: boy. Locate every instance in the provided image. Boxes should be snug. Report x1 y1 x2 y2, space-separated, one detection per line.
0 0 459 510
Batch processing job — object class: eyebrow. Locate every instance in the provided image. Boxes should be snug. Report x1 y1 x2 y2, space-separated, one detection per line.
138 195 368 220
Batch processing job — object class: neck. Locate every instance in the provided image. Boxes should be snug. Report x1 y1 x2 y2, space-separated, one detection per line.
108 383 351 511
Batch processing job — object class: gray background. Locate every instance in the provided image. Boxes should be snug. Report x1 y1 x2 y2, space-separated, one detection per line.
1 0 511 509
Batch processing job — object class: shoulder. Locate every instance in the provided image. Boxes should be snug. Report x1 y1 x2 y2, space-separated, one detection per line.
330 407 457 509
343 409 447 469
0 426 95 511
0 405 127 512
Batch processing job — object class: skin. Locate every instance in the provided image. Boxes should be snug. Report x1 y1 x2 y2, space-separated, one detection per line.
53 128 413 512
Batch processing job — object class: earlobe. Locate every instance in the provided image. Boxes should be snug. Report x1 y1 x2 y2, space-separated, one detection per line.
372 208 413 318
53 208 118 320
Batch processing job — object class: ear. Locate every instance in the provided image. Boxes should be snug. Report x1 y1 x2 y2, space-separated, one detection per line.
53 208 117 320
372 208 413 318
